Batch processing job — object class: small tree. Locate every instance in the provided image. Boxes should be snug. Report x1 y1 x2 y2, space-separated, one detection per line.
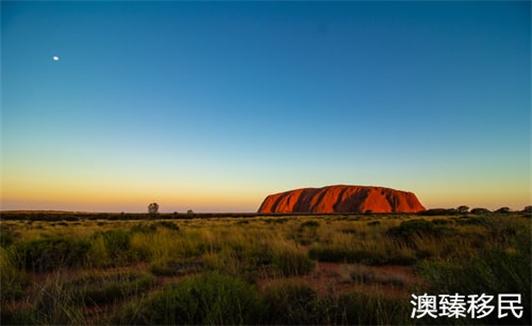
523 206 532 214
187 209 194 215
470 208 491 215
495 207 510 214
148 202 159 216
457 205 469 214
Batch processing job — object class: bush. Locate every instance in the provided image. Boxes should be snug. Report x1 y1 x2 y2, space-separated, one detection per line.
149 259 203 277
14 237 90 272
261 280 320 324
418 247 530 325
30 275 87 325
98 230 130 254
263 218 289 224
130 223 157 234
495 207 511 214
113 272 262 325
471 207 491 215
456 216 489 226
421 208 458 216
0 248 28 301
431 219 452 225
309 246 380 264
386 219 453 240
350 267 405 287
0 306 35 325
308 245 415 265
0 227 17 247
300 220 320 229
457 205 469 213
330 292 411 325
272 247 314 276
154 221 180 231
261 281 412 325
66 271 156 305
91 229 134 264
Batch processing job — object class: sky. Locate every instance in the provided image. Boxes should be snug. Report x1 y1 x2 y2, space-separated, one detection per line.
1 1 530 212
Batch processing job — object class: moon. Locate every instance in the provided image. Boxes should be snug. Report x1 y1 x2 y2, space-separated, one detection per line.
52 55 60 61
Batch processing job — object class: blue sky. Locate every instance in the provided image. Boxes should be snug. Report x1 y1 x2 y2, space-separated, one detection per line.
1 1 530 212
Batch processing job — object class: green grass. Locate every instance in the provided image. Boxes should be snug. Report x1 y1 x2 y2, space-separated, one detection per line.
271 245 315 276
13 237 91 272
0 247 29 301
66 271 156 306
329 292 412 325
149 258 203 276
261 279 320 324
0 213 529 325
113 272 262 325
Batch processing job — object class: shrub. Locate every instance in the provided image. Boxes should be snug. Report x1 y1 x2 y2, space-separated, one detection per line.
421 208 457 216
456 216 489 226
272 247 314 276
0 306 35 325
418 247 531 325
261 280 320 324
113 272 262 325
263 218 289 224
431 218 451 225
330 292 411 325
98 229 130 253
308 245 416 265
457 205 469 213
0 227 17 247
66 271 156 305
308 246 382 264
386 219 453 240
14 237 90 272
471 207 491 215
87 235 110 267
154 221 180 231
0 247 28 301
495 207 511 214
91 229 133 263
350 267 405 287
300 220 320 229
340 228 358 234
149 259 203 277
30 275 87 325
130 223 157 234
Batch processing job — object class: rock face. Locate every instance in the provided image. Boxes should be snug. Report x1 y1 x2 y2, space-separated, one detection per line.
258 185 425 214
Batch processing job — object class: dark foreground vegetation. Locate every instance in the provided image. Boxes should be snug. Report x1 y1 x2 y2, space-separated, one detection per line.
0 212 530 325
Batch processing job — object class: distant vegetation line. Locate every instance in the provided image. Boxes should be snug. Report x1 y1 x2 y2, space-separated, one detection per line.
1 208 528 221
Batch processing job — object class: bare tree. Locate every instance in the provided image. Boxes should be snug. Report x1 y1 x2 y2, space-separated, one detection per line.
148 202 159 216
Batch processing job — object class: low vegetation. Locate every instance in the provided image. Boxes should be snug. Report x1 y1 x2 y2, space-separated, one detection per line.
0 212 529 325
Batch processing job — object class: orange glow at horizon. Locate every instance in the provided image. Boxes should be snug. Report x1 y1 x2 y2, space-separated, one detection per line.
2 175 530 213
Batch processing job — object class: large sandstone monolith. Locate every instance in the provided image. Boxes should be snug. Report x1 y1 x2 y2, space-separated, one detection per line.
258 185 425 214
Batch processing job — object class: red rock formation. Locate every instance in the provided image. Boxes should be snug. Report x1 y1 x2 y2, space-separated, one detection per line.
258 185 425 214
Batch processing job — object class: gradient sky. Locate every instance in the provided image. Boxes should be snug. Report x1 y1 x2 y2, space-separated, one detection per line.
1 1 530 212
